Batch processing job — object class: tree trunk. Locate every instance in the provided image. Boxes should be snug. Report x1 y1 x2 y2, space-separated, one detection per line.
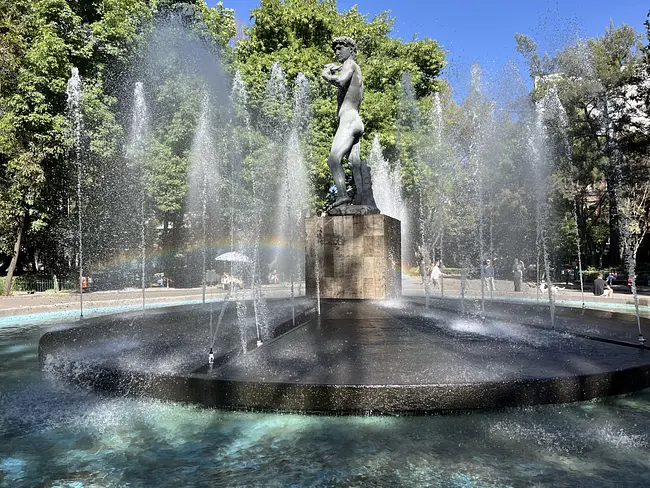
4 212 26 295
607 184 620 266
602 93 622 267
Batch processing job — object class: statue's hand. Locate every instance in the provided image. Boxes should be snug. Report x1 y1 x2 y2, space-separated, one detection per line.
323 63 341 75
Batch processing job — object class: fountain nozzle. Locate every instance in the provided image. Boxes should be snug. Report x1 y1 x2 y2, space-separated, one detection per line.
208 347 214 364
639 335 646 348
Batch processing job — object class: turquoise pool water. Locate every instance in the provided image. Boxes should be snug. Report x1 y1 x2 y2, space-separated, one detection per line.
2 320 650 487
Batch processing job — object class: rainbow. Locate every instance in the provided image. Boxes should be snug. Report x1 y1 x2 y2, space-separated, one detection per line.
89 237 307 274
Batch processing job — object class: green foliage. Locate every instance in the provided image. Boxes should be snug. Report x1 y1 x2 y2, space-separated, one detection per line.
195 1 236 50
0 0 66 261
590 22 642 88
0 0 236 285
518 22 649 269
0 274 72 293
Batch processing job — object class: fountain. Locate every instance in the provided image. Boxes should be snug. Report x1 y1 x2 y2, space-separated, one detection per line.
65 68 85 316
465 65 492 316
2 6 650 486
126 81 150 310
187 94 217 305
542 86 587 308
529 92 558 327
39 24 650 416
370 135 405 230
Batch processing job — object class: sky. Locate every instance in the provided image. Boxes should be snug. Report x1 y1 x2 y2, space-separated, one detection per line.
207 0 648 100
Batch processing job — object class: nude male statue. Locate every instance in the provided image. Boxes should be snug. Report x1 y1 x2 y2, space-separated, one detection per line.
322 36 365 209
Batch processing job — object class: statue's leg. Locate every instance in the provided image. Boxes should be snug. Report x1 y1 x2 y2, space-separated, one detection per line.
327 125 356 207
349 138 363 204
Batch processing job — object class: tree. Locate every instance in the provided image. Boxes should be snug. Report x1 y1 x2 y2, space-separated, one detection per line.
517 23 647 268
0 0 73 293
0 0 238 290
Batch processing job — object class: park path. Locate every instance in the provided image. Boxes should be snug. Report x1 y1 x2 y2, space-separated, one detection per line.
0 276 648 324
0 283 296 323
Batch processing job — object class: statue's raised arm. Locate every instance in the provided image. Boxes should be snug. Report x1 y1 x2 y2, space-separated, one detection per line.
322 61 353 88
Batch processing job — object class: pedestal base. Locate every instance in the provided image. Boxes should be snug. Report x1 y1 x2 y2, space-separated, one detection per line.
305 214 401 299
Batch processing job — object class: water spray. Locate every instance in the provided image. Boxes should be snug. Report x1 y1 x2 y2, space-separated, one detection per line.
209 299 229 351
315 250 322 316
66 68 84 318
253 286 263 347
127 82 150 312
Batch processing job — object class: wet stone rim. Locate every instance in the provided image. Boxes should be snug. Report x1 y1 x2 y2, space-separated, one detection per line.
39 300 650 415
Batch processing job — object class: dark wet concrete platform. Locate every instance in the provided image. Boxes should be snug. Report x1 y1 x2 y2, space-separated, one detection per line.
216 300 650 384
39 299 650 414
414 296 648 346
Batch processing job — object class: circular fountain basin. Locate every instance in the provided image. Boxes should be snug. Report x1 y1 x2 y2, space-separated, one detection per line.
39 298 650 414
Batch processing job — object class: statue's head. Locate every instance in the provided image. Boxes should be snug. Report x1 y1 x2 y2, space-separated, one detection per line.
332 36 357 61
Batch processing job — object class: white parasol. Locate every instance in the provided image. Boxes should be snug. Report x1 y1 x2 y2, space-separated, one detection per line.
215 251 251 263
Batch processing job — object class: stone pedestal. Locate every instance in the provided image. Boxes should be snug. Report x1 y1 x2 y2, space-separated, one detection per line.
305 214 401 299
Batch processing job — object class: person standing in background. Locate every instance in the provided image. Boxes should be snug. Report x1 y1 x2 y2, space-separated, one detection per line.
512 258 523 292
483 259 495 292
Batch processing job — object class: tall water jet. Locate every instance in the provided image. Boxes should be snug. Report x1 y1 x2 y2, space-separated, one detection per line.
543 86 586 308
227 79 263 351
188 94 217 304
127 81 150 310
66 67 84 317
464 64 490 316
280 73 312 325
228 71 249 264
292 72 313 312
430 92 447 298
232 62 291 346
480 111 498 304
269 63 292 278
396 72 419 273
135 4 232 289
370 135 404 221
529 96 556 327
228 72 264 348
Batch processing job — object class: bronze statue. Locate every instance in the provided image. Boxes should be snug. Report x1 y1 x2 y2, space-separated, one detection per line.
322 36 378 215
